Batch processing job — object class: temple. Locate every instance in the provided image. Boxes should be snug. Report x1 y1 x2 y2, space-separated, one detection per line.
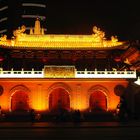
0 19 139 118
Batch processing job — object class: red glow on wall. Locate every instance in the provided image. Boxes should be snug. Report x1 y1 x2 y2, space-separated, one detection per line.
114 56 121 62
89 90 107 112
0 56 4 62
42 57 47 63
49 88 70 112
11 91 29 111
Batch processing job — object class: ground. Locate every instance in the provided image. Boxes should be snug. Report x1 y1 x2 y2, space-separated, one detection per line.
0 121 140 140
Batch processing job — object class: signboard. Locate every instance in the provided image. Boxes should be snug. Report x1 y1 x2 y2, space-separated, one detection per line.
44 66 75 78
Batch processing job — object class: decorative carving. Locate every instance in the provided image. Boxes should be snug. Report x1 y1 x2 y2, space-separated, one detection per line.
0 35 7 41
111 36 118 43
13 25 26 37
30 27 33 35
124 58 132 65
44 66 75 78
0 19 124 49
92 26 105 41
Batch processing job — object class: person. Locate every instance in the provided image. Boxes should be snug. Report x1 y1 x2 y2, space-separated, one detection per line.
73 110 81 122
35 113 41 121
30 109 35 123
0 106 2 115
118 96 128 121
0 106 5 121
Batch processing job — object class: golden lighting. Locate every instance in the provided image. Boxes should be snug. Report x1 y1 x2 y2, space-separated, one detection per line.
109 98 120 111
31 100 47 111
71 96 88 111
31 84 47 111
72 103 88 111
0 19 125 50
44 66 75 78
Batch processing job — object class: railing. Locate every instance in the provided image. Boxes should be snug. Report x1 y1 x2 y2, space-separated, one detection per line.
0 68 137 79
76 69 136 78
0 68 44 78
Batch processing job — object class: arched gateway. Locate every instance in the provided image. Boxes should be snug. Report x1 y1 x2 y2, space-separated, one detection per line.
88 85 108 112
10 85 30 112
48 83 71 113
49 88 70 112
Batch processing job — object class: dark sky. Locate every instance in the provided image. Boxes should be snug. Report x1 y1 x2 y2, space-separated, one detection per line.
46 0 140 40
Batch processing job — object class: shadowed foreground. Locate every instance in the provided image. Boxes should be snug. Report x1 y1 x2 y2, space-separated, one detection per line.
0 122 140 140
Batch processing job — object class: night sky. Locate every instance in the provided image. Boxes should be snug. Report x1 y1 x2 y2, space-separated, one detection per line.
46 0 140 40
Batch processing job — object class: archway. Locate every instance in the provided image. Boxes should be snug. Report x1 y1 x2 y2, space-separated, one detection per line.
49 88 70 112
10 85 30 112
11 91 29 112
89 89 107 112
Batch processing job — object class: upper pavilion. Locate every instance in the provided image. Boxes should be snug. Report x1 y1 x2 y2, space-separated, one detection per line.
0 19 128 50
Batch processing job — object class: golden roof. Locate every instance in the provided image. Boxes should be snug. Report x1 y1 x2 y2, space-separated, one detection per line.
0 19 127 50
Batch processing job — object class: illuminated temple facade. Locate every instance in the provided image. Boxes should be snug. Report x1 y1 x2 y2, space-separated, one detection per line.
0 19 139 115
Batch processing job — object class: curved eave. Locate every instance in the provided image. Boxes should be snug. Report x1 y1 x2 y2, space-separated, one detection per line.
0 42 128 50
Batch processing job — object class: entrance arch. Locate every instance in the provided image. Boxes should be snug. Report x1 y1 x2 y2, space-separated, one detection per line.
88 85 108 112
49 88 70 112
10 85 30 112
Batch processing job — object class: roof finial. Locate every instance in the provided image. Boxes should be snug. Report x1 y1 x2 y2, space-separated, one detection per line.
34 18 41 35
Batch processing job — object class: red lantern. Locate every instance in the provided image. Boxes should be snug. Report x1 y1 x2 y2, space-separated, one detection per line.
114 56 121 62
42 58 47 63
72 57 77 62
0 56 4 62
